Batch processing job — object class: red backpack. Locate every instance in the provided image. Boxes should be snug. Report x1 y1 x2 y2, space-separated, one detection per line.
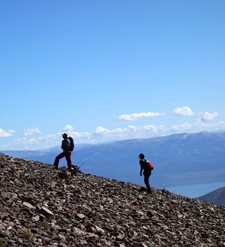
146 160 154 170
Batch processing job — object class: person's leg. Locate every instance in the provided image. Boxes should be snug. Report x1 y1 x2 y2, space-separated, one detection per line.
144 174 151 193
53 152 65 169
65 152 72 169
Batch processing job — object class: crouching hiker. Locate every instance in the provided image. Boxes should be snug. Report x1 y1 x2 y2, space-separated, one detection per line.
139 153 154 194
53 133 74 170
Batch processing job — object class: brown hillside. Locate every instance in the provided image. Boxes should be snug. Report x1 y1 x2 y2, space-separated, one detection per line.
0 153 225 247
198 186 225 206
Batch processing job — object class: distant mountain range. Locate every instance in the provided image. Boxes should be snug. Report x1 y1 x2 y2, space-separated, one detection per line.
2 131 225 189
198 186 225 206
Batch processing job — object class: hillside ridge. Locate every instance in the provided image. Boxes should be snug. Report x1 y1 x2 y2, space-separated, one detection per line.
198 186 225 206
1 153 225 246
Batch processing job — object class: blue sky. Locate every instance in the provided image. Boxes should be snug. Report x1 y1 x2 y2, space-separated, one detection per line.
1 0 225 150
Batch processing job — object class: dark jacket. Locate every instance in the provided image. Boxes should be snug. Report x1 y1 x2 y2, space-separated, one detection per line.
139 159 152 176
61 138 71 152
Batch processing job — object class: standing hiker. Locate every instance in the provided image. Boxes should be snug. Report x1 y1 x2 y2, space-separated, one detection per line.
53 133 73 170
139 153 153 194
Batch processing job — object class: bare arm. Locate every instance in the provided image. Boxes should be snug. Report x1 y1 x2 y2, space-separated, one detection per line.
139 161 143 176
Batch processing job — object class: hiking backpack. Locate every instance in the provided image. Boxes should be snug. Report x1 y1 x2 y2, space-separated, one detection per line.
146 160 154 170
68 137 75 151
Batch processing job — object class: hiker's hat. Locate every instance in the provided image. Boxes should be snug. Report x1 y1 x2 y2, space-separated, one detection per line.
62 133 68 137
139 153 145 159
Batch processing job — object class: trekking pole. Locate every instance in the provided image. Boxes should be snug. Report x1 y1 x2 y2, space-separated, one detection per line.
79 160 87 169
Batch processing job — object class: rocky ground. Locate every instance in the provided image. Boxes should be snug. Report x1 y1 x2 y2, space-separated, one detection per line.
0 153 225 247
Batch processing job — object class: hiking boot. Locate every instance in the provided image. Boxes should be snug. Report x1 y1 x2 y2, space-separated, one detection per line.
147 189 152 194
52 165 58 170
70 167 77 175
139 187 146 192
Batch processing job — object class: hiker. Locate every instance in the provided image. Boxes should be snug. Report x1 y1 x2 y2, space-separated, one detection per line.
139 153 152 194
53 133 72 170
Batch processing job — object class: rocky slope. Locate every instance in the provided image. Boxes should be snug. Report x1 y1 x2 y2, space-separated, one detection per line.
0 153 225 247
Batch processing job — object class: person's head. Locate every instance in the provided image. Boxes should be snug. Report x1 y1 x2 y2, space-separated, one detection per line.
62 133 68 139
139 153 145 159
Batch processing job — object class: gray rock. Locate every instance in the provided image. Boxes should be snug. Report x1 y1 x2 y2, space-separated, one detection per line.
23 202 35 210
0 153 225 246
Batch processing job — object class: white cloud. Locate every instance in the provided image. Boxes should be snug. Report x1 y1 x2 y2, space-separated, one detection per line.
14 135 57 149
143 124 167 133
62 124 75 132
2 111 225 150
173 106 194 116
118 112 164 121
24 128 41 136
94 124 168 141
94 120 225 143
170 119 225 135
127 125 138 132
95 126 108 134
200 112 218 122
196 119 225 131
216 120 225 128
7 126 92 150
0 128 15 137
73 131 91 139
61 124 91 140
95 126 129 135
171 123 193 132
